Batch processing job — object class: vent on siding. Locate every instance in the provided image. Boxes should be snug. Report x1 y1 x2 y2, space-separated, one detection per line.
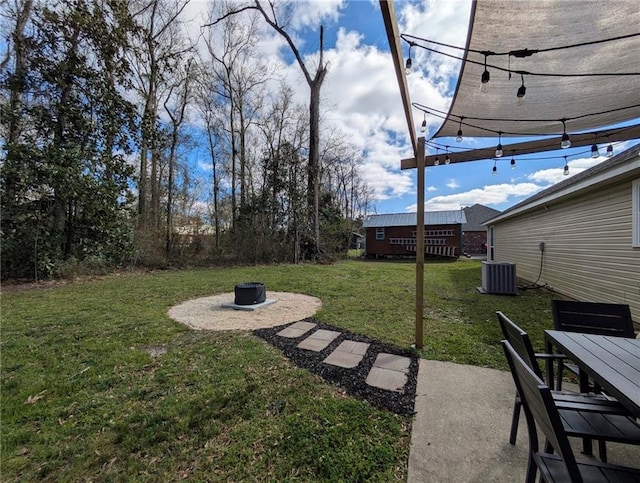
478 261 517 295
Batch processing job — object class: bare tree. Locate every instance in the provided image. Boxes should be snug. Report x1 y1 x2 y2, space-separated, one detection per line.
202 3 273 226
128 0 191 229
163 57 194 256
206 0 327 259
194 66 226 250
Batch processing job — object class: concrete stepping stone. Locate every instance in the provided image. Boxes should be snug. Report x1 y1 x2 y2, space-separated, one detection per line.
365 353 411 392
276 321 317 338
297 329 341 352
323 340 370 368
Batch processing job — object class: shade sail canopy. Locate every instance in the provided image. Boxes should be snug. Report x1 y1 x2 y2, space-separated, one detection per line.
432 0 640 140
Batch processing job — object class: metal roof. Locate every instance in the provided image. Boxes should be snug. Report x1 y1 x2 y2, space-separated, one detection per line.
363 210 466 228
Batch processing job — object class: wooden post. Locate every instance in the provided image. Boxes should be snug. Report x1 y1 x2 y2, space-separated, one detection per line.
415 137 425 349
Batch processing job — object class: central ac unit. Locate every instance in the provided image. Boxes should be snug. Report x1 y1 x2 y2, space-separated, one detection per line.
478 261 517 295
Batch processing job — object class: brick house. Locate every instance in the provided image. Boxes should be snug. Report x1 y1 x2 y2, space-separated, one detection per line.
462 204 501 256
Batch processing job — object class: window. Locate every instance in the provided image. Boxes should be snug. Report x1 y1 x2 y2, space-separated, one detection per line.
375 227 385 240
633 179 640 247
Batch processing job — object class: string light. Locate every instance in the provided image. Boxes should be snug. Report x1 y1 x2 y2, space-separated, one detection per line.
434 147 440 166
516 74 526 106
456 117 464 142
560 119 571 148
495 132 503 158
480 54 490 93
591 139 600 158
492 160 497 175
405 43 413 75
563 156 569 176
425 139 613 169
400 32 640 79
413 102 640 138
606 143 614 157
445 147 451 165
420 112 427 132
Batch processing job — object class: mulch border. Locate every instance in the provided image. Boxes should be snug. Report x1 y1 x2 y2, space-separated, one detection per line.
253 318 419 415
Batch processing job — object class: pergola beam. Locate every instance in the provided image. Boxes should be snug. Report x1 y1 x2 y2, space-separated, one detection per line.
401 124 640 169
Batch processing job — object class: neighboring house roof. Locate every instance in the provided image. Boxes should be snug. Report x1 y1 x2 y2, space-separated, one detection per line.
485 145 640 226
363 210 467 228
462 204 501 231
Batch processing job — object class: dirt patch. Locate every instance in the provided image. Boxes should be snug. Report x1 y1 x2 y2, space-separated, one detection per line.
168 292 322 331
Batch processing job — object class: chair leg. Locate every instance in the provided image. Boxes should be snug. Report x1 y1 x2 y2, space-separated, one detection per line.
525 453 537 483
598 439 607 463
510 395 521 445
556 359 564 391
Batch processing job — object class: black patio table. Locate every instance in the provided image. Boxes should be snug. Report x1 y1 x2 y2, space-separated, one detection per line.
545 330 640 418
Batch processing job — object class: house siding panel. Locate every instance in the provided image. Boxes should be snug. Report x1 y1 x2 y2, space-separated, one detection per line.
492 181 640 323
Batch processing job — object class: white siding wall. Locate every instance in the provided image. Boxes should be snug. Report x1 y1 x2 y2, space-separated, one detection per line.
492 180 640 323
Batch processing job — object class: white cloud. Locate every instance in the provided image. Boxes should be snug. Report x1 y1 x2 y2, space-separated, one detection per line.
445 178 460 189
290 0 345 30
406 182 543 211
181 0 474 208
527 156 604 185
361 161 414 200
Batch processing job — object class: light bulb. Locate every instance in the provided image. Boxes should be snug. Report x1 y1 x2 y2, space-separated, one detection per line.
591 144 599 158
561 132 571 149
445 154 451 165
405 57 412 76
434 156 440 166
516 85 526 106
495 143 503 158
492 165 497 175
480 69 490 93
563 165 569 176
606 144 613 157
510 158 516 169
456 129 463 143
420 119 427 133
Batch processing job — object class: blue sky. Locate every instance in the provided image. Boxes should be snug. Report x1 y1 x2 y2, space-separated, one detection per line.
186 0 639 215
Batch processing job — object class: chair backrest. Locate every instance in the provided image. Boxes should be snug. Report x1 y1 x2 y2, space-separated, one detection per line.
496 311 544 379
501 340 583 482
551 299 634 337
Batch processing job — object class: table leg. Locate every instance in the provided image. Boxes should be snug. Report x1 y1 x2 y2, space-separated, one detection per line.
578 369 593 456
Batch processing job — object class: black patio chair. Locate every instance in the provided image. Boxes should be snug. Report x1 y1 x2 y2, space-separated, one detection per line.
501 340 640 483
496 311 631 457
550 299 635 391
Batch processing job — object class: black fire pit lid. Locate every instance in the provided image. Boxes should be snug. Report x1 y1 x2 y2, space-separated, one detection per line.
234 282 266 305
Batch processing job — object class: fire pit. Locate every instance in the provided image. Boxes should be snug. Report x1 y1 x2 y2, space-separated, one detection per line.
234 282 266 305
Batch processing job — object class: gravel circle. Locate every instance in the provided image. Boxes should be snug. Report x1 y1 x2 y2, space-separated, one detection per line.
168 292 322 331
254 319 419 415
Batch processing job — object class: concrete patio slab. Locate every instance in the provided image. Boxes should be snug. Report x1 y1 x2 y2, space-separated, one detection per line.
408 359 640 482
365 353 412 392
276 321 317 338
373 353 411 373
323 340 370 368
297 329 341 352
366 366 408 392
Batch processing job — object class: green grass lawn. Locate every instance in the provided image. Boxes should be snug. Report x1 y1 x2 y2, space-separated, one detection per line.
1 259 557 481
